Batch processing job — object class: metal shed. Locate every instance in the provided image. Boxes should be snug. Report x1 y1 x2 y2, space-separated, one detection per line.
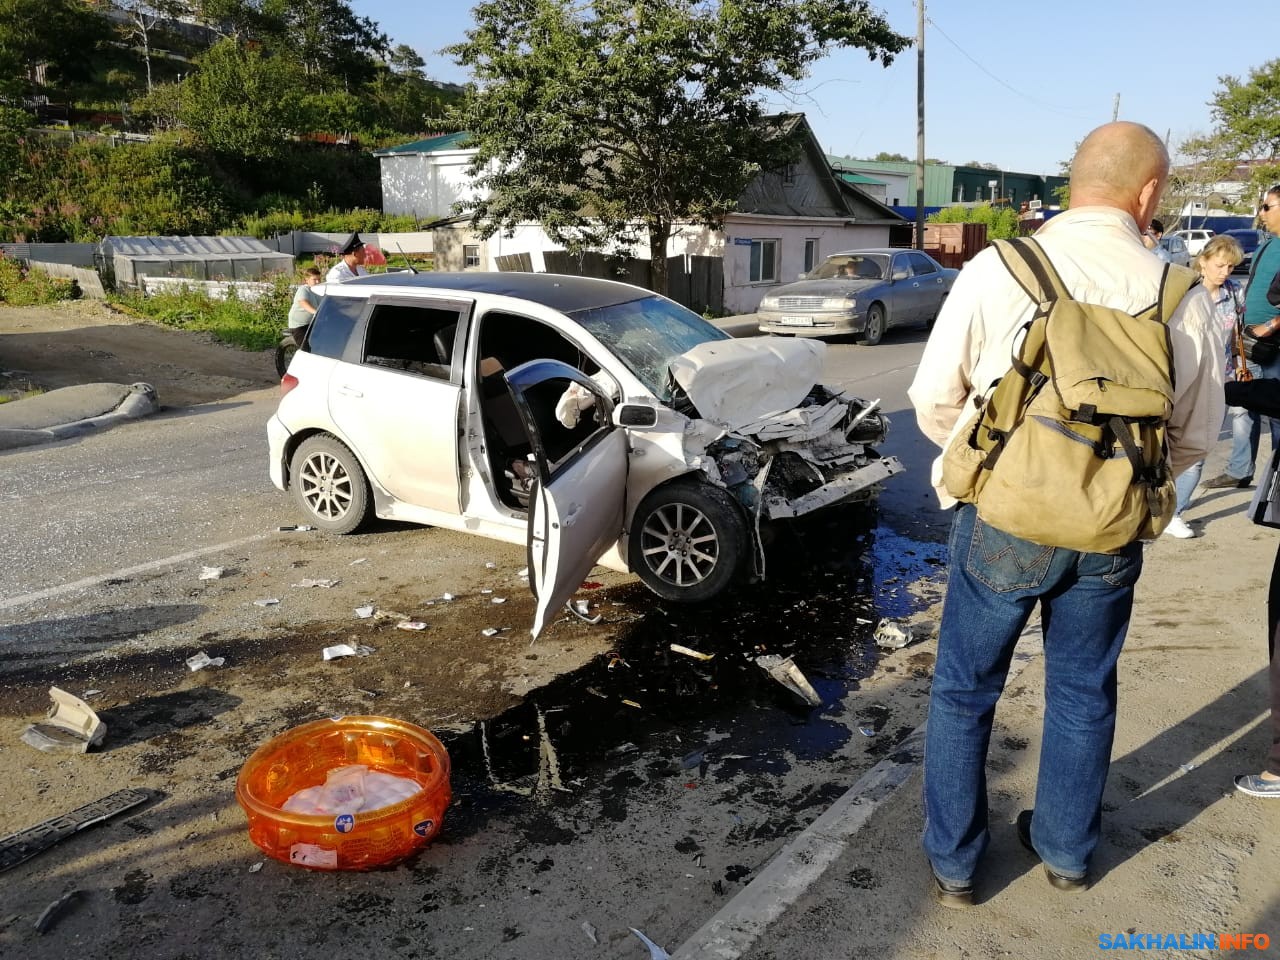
101 236 294 287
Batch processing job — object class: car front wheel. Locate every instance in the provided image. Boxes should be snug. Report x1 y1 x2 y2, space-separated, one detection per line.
859 303 886 345
628 480 749 602
290 434 371 535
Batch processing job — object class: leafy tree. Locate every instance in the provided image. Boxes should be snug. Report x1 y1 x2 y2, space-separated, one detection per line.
0 0 110 99
1185 59 1280 197
116 0 189 92
448 0 908 294
928 202 1019 240
389 44 426 79
873 151 908 162
180 39 305 161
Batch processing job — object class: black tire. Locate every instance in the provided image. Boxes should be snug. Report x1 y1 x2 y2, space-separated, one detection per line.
275 335 298 378
859 303 886 345
290 434 371 535
628 480 749 602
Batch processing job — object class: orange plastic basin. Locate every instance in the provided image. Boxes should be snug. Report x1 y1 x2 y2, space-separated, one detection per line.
235 716 451 870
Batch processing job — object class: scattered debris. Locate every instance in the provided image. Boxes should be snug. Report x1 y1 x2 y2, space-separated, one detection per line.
396 621 428 631
491 597 507 604
198 565 225 581
277 524 315 532
248 862 263 874
481 628 503 638
630 927 672 960
582 920 598 944
185 652 225 672
856 617 872 625
581 580 603 590
566 599 603 624
480 588 493 595
680 750 705 771
622 699 642 709
349 557 368 565
34 890 81 935
294 578 340 589
873 618 917 650
253 598 280 607
440 592 455 601
21 688 107 753
755 654 823 707
670 643 714 661
858 727 876 737
82 690 102 699
517 568 529 579
354 605 375 619
1180 763 1197 774
0 789 151 874
485 561 498 569
322 644 375 661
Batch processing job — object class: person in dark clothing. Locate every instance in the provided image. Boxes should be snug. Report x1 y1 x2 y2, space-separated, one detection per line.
1225 371 1280 797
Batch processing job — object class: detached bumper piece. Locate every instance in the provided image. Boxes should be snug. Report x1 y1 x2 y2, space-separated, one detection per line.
764 456 904 519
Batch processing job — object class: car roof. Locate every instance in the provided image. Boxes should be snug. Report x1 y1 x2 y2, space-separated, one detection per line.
324 271 654 313
827 248 906 257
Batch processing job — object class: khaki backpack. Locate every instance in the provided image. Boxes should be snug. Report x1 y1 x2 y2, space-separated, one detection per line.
941 238 1198 553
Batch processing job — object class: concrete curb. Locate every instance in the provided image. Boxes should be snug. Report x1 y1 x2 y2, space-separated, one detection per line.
0 382 160 452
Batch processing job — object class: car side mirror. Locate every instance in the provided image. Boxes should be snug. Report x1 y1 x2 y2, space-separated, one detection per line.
891 269 910 281
614 403 658 428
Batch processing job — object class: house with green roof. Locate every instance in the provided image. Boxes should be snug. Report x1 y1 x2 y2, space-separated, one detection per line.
374 132 476 221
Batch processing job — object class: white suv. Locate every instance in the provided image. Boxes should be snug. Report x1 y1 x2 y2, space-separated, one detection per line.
1168 228 1214 257
267 272 903 635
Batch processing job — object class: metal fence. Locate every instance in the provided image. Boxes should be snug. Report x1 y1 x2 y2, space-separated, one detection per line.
498 251 723 314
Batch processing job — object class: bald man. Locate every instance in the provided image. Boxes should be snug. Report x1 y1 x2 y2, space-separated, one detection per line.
909 122 1224 906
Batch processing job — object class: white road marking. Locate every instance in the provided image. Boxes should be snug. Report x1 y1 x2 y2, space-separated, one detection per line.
0 533 276 613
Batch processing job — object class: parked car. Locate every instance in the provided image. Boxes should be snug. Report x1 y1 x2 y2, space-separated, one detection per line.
268 273 904 635
1157 234 1192 267
1222 228 1269 276
756 248 959 344
1168 228 1214 257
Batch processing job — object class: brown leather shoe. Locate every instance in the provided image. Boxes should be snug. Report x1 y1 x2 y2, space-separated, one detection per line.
1016 810 1089 892
1201 473 1252 490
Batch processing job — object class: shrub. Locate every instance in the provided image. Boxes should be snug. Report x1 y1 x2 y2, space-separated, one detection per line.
112 273 293 351
0 257 78 305
928 203 1020 240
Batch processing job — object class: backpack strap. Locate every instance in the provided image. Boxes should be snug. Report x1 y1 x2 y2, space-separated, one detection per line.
993 238 1074 307
1152 261 1198 326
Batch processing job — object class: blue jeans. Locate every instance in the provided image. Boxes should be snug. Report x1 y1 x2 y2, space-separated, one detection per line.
1174 461 1203 517
1226 360 1279 480
923 505 1143 884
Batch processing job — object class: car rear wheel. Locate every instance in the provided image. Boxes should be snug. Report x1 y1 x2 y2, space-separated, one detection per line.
859 303 886 345
628 480 749 602
290 434 371 535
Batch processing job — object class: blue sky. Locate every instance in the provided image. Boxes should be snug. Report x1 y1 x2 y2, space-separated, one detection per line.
352 0 1276 175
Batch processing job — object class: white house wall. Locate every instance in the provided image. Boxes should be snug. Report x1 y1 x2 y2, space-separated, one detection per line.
379 150 486 220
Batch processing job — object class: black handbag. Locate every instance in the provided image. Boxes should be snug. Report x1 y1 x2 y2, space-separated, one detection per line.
1244 328 1280 365
1249 448 1280 529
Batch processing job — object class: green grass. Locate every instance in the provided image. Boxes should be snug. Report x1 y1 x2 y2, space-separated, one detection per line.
111 275 293 352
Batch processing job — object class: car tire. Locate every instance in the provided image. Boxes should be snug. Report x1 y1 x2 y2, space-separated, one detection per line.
628 479 749 603
290 434 371 535
859 303 886 345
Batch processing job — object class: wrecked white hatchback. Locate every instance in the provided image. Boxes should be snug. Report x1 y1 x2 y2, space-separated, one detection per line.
267 272 902 635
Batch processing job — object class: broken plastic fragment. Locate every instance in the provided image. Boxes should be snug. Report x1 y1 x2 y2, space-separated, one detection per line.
874 618 916 650
21 688 107 754
397 621 428 631
755 654 823 707
622 699 642 709
583 921 598 944
253 598 280 607
485 561 498 569
322 644 375 661
277 524 315 532
185 652 225 672
680 750 704 770
491 597 507 604
440 592 455 601
480 588 493 594
294 578 340 589
566 599 603 624
517 568 529 578
199 565 225 581
670 643 714 661
859 727 876 737
481 628 502 638
629 927 672 960
248 862 263 873
349 557 368 565
354 605 375 619
34 890 81 935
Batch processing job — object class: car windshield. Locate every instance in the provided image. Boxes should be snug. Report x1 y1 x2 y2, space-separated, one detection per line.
810 254 889 281
570 295 729 399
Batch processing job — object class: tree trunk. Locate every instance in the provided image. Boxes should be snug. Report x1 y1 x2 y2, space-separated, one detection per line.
648 221 669 296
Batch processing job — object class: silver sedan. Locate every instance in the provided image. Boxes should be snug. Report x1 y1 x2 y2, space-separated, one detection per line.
757 248 958 344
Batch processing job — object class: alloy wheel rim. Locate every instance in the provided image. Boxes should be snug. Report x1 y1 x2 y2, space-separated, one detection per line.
299 451 353 520
639 502 719 586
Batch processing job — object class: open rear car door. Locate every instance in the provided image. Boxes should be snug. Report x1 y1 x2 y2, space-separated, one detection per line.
504 360 628 638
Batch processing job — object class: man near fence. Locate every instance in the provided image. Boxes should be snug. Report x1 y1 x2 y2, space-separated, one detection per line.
325 233 369 284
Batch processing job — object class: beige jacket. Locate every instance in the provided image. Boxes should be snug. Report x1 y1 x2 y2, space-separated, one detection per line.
908 206 1226 508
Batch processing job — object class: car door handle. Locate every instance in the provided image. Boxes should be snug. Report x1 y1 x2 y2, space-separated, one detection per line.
337 386 363 398
912 282 921 288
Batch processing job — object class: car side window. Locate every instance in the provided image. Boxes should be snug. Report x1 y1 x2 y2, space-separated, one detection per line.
524 374 612 477
891 254 911 278
907 252 937 275
360 302 465 381
307 295 363 360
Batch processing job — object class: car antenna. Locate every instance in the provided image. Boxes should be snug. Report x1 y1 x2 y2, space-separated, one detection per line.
395 243 417 274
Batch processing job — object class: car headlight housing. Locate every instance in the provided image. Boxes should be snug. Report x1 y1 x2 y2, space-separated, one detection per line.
760 295 779 309
823 296 856 310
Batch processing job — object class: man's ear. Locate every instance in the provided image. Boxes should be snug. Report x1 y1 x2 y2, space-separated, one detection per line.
1137 177 1162 228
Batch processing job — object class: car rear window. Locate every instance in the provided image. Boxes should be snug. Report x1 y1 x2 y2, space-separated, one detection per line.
307 295 364 359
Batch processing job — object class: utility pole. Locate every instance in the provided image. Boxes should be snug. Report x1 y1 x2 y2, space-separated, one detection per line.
915 0 925 250
1112 93 1120 122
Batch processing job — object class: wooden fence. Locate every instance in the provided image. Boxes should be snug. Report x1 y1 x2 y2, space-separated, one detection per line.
499 251 723 314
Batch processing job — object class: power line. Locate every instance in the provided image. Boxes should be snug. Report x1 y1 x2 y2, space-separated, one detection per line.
925 16 1092 120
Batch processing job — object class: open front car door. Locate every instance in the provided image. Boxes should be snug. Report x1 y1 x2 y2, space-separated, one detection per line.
504 360 628 638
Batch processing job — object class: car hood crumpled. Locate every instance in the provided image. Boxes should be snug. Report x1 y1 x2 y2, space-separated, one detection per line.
667 337 825 432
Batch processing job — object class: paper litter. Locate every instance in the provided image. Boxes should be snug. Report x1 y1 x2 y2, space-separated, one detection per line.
281 765 422 816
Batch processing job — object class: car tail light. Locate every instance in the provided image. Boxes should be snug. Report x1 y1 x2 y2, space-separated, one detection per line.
281 373 299 397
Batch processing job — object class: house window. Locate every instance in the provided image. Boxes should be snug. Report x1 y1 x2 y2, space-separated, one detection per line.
782 164 797 186
463 244 481 268
749 239 778 283
803 239 819 273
